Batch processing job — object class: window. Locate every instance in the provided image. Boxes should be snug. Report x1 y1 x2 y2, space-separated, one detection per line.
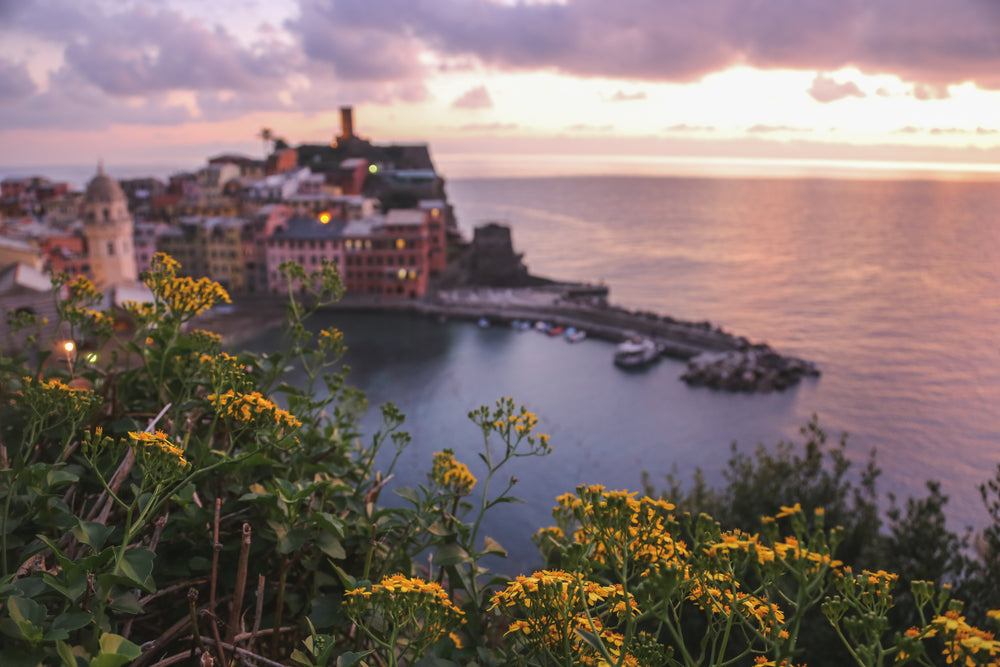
107 241 114 256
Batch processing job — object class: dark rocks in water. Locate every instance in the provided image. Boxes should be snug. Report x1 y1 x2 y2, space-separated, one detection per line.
681 345 820 392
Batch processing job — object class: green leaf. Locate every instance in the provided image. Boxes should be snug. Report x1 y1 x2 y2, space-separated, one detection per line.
107 589 143 615
427 522 454 537
117 548 156 592
52 611 93 633
316 533 346 560
394 486 420 504
7 596 47 645
310 511 345 538
337 650 374 667
7 595 46 626
328 562 357 590
489 496 525 505
278 528 310 555
482 536 507 557
91 633 142 667
73 519 114 552
46 469 79 488
55 640 81 667
432 543 471 567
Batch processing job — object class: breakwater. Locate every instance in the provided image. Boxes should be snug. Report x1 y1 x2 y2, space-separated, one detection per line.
328 284 820 393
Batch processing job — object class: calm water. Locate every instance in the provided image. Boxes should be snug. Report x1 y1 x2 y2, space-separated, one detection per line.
267 175 1000 573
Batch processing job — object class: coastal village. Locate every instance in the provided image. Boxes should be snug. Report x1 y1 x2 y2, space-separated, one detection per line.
0 108 818 392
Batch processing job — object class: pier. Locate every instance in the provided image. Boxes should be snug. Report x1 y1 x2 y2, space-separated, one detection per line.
327 284 821 393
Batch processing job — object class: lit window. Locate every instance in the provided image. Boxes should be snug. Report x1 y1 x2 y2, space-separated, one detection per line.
397 268 407 280
395 238 405 249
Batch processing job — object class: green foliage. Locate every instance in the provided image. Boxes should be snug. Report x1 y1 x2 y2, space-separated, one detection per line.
2 255 998 667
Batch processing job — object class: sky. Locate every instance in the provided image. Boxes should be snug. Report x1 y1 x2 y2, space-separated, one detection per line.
3 0 1000 179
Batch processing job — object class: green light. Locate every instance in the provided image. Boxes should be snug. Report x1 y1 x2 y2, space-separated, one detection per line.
368 164 378 174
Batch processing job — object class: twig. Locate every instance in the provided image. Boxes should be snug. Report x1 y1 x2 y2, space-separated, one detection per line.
153 637 289 667
208 497 226 667
188 588 203 662
226 523 252 645
245 574 265 657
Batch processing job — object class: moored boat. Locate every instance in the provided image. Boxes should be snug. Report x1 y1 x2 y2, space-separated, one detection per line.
564 327 587 343
613 336 660 368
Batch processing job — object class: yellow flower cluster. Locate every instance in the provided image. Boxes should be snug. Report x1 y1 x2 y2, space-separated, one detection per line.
553 486 686 575
189 329 222 347
430 449 476 495
343 574 465 655
21 375 99 415
687 574 787 639
207 389 302 430
490 569 642 665
144 253 231 320
129 430 190 469
928 609 1000 666
67 275 101 302
708 530 843 571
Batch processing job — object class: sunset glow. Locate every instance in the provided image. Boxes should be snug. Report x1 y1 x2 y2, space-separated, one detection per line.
2 0 1000 177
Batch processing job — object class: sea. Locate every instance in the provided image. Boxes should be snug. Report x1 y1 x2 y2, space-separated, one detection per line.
10 160 1000 574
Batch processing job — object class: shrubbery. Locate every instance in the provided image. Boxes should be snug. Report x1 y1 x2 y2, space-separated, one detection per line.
1 255 998 666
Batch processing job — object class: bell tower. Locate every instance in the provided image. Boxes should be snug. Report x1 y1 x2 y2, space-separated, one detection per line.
82 163 138 290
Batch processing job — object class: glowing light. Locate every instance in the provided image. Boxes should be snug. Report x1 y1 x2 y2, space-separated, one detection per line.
395 238 405 249
86 352 98 363
319 212 331 224
397 268 407 279
63 341 75 353
368 164 378 174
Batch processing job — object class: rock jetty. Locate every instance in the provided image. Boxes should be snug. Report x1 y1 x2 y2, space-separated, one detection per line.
681 345 820 393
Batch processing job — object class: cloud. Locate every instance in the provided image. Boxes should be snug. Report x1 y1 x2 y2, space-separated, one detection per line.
283 0 1000 90
0 59 37 103
608 90 646 102
458 122 518 131
664 123 716 133
808 73 865 103
913 83 950 100
566 124 614 132
747 124 812 134
451 85 493 109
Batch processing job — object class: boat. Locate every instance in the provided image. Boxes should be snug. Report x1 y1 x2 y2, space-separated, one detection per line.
534 321 552 333
564 327 587 343
613 336 660 368
548 326 565 337
510 319 531 332
477 317 490 328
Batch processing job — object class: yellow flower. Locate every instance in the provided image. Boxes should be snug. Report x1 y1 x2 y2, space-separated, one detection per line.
128 430 190 469
775 503 802 518
430 449 476 495
207 389 301 430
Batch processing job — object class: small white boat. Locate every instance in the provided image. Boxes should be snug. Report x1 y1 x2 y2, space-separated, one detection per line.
534 321 551 333
564 327 587 343
477 317 490 328
614 336 659 368
511 319 531 331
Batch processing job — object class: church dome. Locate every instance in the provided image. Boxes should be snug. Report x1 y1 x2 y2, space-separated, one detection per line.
84 164 126 204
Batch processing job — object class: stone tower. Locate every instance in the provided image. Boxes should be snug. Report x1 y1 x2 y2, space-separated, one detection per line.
82 163 137 290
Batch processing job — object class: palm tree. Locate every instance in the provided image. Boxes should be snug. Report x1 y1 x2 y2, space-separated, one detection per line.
258 127 273 157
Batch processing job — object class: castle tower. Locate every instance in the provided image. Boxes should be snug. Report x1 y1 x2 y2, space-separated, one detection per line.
82 163 138 290
339 106 354 141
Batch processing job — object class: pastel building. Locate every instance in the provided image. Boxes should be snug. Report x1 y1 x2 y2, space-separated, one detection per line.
265 206 439 298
